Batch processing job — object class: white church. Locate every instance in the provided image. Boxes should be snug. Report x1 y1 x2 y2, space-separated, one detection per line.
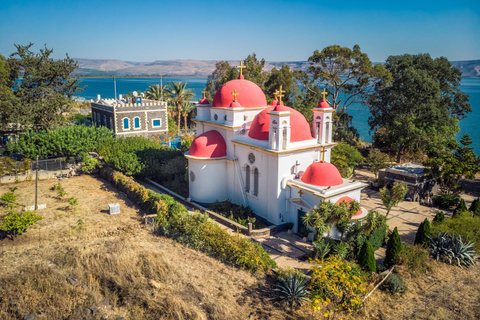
185 66 367 233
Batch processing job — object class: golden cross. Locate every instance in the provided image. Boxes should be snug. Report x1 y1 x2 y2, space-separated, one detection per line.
274 90 278 100
320 88 328 101
236 61 246 76
232 89 239 101
298 189 304 197
201 89 207 99
319 146 327 161
277 85 286 103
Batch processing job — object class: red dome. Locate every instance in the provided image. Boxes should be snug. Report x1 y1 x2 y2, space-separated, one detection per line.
270 99 279 106
212 79 267 108
188 130 227 158
248 106 314 142
229 100 242 108
199 98 210 105
336 196 362 216
318 100 331 109
301 161 343 187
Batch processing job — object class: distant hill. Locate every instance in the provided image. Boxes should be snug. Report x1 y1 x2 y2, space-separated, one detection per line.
73 58 480 78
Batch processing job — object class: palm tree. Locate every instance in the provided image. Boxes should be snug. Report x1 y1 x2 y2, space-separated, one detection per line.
164 82 195 133
181 102 195 131
145 84 165 101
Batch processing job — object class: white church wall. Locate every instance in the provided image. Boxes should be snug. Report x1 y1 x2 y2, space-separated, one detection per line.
188 159 228 203
195 105 210 121
209 108 226 125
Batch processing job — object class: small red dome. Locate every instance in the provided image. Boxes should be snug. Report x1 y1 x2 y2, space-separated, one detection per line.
229 100 242 108
270 99 279 106
248 106 313 142
199 98 210 105
212 79 267 108
188 130 227 158
318 100 331 109
301 161 343 187
336 196 362 216
273 101 289 112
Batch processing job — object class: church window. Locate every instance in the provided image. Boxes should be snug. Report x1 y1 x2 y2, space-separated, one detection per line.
248 153 255 164
110 117 113 129
103 115 107 126
214 114 218 120
224 115 227 121
245 165 250 193
282 127 287 150
253 167 259 196
123 118 130 130
316 121 321 143
152 119 161 127
134 117 140 129
325 122 330 143
190 171 196 182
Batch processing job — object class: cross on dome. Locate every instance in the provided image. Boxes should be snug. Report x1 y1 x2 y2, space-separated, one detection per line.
277 86 286 103
202 89 207 99
236 61 246 77
320 88 328 101
232 89 239 101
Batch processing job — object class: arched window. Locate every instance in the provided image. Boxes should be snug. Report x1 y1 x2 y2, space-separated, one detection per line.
134 117 140 129
123 118 129 130
325 122 330 143
245 165 250 193
253 167 259 196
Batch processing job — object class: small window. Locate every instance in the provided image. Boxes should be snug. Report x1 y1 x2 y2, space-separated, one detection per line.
152 119 161 127
123 118 129 129
134 117 140 129
245 165 250 193
253 168 259 196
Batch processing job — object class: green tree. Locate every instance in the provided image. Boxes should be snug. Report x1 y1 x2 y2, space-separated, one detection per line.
424 134 479 194
264 65 299 106
414 218 431 247
367 148 390 179
368 54 471 162
204 61 238 100
242 53 268 88
0 54 20 130
470 198 480 216
145 84 165 101
380 182 408 217
331 142 364 178
181 101 195 131
7 43 83 130
385 227 403 268
164 82 195 134
453 199 468 218
358 240 376 272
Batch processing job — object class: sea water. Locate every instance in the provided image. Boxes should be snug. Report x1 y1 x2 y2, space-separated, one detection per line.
76 77 480 154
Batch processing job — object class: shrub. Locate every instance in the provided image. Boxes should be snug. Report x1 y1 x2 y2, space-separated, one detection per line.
210 200 264 229
0 187 18 206
333 242 348 260
469 197 480 216
432 211 445 224
68 196 78 210
0 209 42 238
434 193 460 209
275 273 310 311
309 256 366 314
385 227 403 268
313 238 331 261
453 199 468 217
432 212 480 252
380 273 407 294
162 210 276 272
368 224 388 251
397 245 431 276
80 153 101 173
358 241 376 273
414 218 431 247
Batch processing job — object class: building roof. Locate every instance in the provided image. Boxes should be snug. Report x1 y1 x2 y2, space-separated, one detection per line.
188 130 227 158
317 99 331 109
212 78 267 108
301 161 344 187
248 106 314 142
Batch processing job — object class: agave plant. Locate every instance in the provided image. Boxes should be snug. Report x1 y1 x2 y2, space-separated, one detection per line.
275 273 310 312
448 235 477 268
429 231 453 261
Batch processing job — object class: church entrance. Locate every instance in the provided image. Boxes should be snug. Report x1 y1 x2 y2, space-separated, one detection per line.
297 208 306 233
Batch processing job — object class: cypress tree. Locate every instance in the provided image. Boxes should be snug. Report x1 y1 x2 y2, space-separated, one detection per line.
385 227 403 268
469 198 480 216
414 218 431 247
358 240 376 273
453 199 467 218
432 211 445 224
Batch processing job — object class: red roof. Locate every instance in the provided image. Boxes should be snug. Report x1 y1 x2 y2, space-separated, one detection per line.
248 106 313 142
229 100 242 108
212 79 267 108
318 100 331 109
199 97 210 105
301 161 343 187
188 130 227 158
336 196 362 216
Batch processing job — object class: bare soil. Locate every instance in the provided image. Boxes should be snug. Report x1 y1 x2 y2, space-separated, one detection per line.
1 175 479 320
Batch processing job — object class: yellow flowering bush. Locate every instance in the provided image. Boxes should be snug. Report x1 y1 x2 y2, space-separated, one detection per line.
309 256 366 315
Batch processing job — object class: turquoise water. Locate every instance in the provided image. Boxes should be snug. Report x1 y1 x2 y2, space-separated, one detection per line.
76 77 480 154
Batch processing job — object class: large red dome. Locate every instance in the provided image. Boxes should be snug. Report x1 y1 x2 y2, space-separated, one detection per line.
212 79 267 108
248 106 314 142
188 130 227 158
301 161 343 187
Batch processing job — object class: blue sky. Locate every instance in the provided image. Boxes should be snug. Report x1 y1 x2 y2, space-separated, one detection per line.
0 0 479 62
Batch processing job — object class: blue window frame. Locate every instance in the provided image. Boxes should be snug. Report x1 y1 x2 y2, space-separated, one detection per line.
134 117 140 129
152 119 161 127
123 118 129 129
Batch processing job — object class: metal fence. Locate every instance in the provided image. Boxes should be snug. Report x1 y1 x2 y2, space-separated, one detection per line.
0 156 77 177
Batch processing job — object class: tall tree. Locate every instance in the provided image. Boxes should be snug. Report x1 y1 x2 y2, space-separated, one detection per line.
308 45 390 143
242 53 268 89
145 84 165 101
368 54 471 162
384 227 403 268
7 43 82 130
0 54 19 130
380 182 408 217
181 102 195 131
367 148 390 179
264 65 299 106
164 82 195 134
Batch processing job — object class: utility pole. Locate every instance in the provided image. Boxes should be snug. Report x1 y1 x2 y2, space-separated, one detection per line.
35 156 39 211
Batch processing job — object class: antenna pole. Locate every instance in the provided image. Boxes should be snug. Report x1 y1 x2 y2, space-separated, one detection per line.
114 76 117 100
160 76 163 101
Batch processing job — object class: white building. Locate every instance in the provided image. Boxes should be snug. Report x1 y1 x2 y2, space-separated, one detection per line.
185 73 367 233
